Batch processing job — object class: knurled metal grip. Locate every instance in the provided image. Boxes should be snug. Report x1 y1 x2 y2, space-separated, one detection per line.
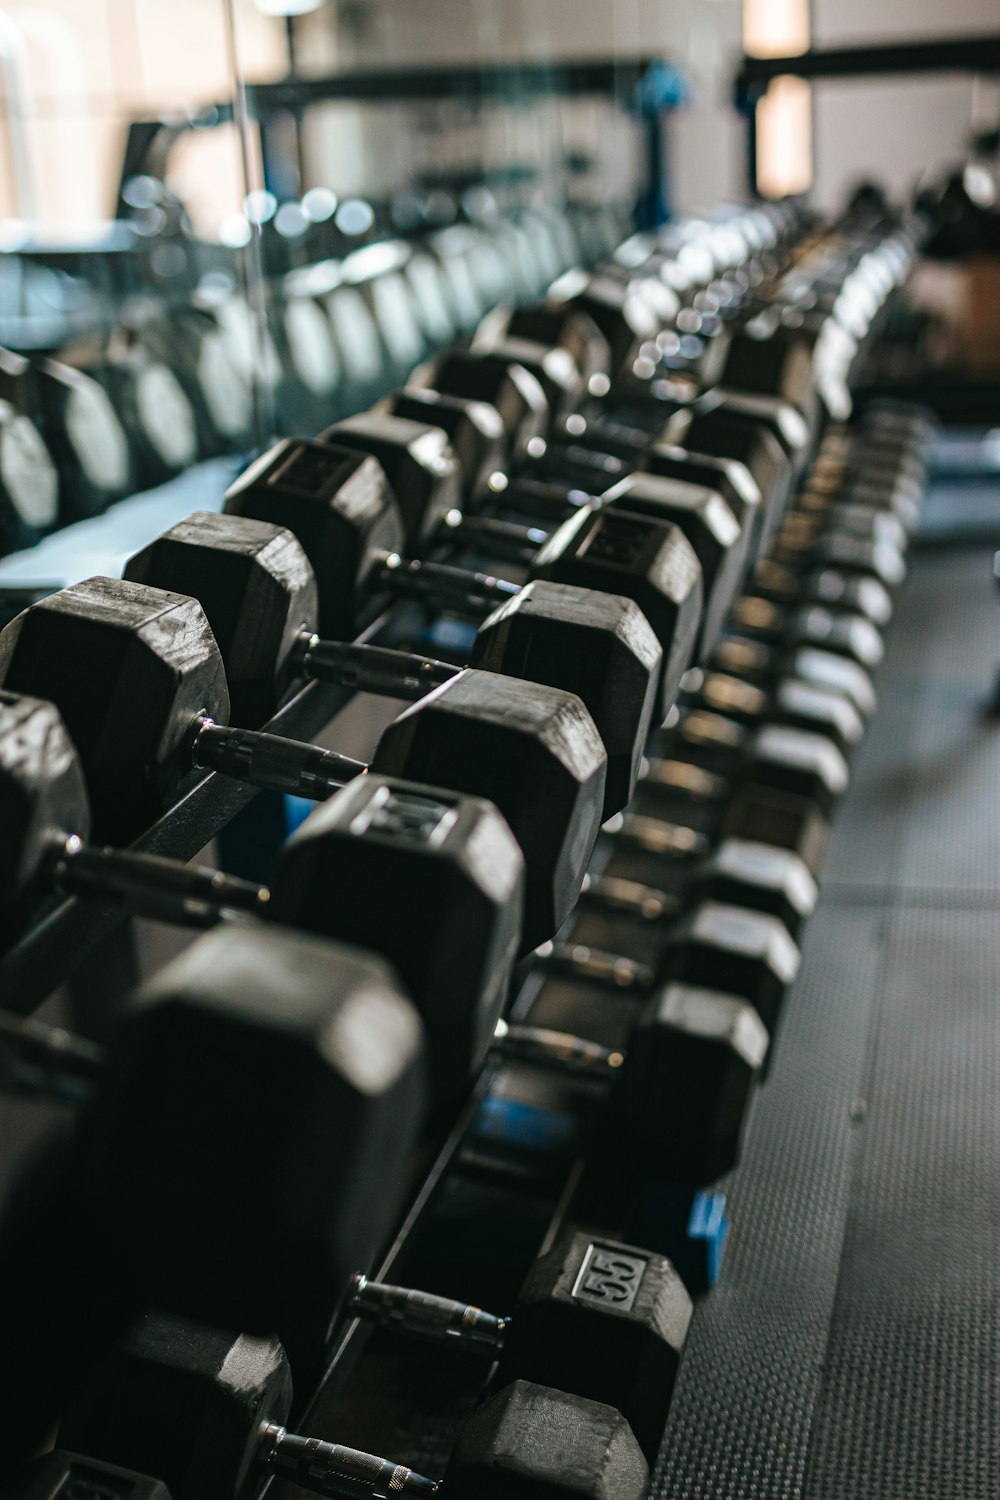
53 836 268 921
261 1425 440 1496
349 1273 506 1351
296 636 460 702
379 554 519 617
190 718 366 800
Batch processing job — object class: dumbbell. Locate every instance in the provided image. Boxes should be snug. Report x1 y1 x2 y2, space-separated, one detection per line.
123 509 661 820
766 517 907 595
377 387 508 497
139 300 254 459
11 1451 172 1500
0 923 426 1381
0 348 61 556
222 436 704 719
748 554 896 628
683 668 866 758
340 1224 691 1463
575 824 819 949
487 465 751 664
729 592 886 671
613 725 849 883
540 864 800 1043
29 353 135 522
61 1314 650 1500
0 692 524 1089
92 333 200 493
711 633 877 721
0 578 606 949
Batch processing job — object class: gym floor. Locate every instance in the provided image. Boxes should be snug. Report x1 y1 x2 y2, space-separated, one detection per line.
655 446 1000 1499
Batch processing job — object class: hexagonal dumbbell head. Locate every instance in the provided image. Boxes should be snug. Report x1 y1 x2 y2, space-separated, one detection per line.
530 507 703 721
0 690 91 947
602 472 748 661
0 578 229 844
223 438 403 640
744 724 849 816
498 1228 692 1463
60 1312 293 1500
622 982 769 1186
469 332 585 420
446 1380 649 1500
379 388 507 498
270 775 524 1091
664 901 801 1035
695 838 818 939
321 412 461 549
470 581 662 818
412 347 548 458
125 512 318 726
373 669 606 954
86 924 426 1380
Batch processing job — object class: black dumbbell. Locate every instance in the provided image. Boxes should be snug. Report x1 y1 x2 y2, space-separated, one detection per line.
0 923 426 1380
686 668 866 758
499 980 767 1188
730 592 886 670
341 1224 691 1463
223 436 704 719
92 334 200 493
378 387 508 498
711 632 877 720
0 692 523 1090
0 578 605 949
0 349 61 557
749 555 895 627
123 509 661 821
539 874 799 1042
61 1314 650 1500
30 354 136 522
409 346 550 461
575 828 818 946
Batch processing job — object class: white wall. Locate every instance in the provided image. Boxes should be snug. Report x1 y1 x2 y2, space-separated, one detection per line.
330 0 746 216
809 0 998 210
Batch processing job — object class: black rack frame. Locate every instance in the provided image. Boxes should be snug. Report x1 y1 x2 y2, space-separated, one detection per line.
118 56 689 229
734 33 1000 197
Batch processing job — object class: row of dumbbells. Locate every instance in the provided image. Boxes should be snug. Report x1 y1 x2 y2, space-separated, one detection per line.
1 205 924 1497
0 197 625 557
2 403 932 1500
485 398 929 1277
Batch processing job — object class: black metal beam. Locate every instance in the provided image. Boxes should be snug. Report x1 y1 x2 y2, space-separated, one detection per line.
245 57 661 113
735 34 1000 108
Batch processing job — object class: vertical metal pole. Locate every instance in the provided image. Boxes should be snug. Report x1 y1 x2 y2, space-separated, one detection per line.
222 0 273 450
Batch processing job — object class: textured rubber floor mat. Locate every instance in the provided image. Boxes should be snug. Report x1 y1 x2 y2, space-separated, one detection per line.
655 538 1000 1499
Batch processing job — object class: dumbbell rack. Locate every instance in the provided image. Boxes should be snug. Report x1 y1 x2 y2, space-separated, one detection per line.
0 194 939 1498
